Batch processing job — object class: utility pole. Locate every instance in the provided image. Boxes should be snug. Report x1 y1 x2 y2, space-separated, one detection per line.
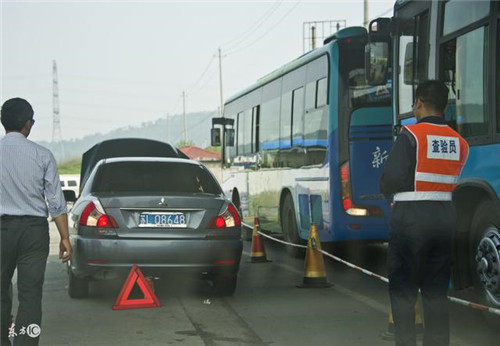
311 26 316 50
52 60 64 161
364 0 369 28
182 91 187 143
217 47 224 117
166 113 169 143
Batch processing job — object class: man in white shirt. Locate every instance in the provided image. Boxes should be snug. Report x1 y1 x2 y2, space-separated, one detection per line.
1 98 72 345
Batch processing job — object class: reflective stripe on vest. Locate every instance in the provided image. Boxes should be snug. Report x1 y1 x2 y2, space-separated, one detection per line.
393 122 469 202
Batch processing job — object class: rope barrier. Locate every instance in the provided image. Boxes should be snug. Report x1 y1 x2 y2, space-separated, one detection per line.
250 226 500 316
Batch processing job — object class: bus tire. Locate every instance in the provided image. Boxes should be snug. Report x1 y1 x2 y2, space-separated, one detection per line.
470 200 500 320
282 194 305 258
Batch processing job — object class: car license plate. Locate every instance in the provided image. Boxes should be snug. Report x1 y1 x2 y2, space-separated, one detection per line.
139 212 187 228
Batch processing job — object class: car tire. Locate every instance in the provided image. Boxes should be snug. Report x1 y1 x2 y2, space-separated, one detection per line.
68 268 89 299
212 273 237 296
470 200 500 323
282 194 305 258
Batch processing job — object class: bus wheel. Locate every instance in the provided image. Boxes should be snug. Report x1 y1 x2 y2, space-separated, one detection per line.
471 200 500 315
282 194 305 258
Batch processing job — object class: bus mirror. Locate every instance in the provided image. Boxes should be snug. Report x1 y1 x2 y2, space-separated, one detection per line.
365 41 389 86
226 128 235 147
368 18 392 35
211 128 221 147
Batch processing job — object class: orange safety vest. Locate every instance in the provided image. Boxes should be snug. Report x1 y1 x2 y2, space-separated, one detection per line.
393 122 469 202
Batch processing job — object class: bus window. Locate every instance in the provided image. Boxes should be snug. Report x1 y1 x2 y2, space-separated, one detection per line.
304 80 328 149
280 91 292 149
345 41 391 108
442 0 489 36
260 79 281 154
441 26 489 138
397 11 429 120
252 105 260 152
292 87 304 147
316 77 328 107
237 109 253 155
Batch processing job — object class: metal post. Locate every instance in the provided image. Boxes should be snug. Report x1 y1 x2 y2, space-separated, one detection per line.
364 0 369 28
218 47 224 117
311 26 316 50
182 91 187 143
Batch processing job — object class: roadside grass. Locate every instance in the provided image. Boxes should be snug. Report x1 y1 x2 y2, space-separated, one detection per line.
58 159 81 174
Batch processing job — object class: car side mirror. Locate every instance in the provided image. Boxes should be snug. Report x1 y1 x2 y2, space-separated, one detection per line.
63 190 77 203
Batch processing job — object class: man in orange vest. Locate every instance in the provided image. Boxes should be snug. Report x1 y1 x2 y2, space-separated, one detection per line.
380 80 469 346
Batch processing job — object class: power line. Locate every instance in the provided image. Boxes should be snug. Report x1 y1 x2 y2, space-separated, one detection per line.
221 0 283 51
186 56 216 92
226 1 302 56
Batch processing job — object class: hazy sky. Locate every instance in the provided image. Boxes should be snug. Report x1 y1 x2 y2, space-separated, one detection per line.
1 0 393 142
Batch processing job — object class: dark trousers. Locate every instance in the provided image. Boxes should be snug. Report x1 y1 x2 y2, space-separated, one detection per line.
1 216 49 346
388 201 456 346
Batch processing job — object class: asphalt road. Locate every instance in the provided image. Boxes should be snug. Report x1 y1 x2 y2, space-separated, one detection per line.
8 221 500 345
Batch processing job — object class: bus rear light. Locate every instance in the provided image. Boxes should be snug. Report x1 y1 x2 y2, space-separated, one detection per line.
340 162 380 217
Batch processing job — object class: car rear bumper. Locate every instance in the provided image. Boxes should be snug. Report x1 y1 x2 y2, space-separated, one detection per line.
70 236 243 278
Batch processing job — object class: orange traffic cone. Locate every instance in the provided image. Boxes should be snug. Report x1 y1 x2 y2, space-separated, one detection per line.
380 298 424 340
249 217 271 263
297 223 331 288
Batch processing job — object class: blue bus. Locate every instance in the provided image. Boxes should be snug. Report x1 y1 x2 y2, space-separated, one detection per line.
370 0 500 309
211 26 392 257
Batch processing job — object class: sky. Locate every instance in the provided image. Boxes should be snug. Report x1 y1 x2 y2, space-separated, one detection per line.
1 0 394 142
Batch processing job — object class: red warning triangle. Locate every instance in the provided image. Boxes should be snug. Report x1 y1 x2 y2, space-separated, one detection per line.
112 265 161 310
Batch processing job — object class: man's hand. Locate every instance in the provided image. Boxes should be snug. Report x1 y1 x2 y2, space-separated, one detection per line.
54 213 72 263
59 238 72 263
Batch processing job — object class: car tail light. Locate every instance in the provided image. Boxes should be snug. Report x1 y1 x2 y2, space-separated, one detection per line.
213 203 241 229
79 201 118 228
340 162 382 217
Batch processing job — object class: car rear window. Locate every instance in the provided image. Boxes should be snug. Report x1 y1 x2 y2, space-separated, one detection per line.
92 161 221 194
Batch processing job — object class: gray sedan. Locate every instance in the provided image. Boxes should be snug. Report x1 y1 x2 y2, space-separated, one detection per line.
67 157 242 298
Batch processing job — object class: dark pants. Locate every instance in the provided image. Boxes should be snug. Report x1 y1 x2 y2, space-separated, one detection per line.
1 216 49 346
388 201 456 346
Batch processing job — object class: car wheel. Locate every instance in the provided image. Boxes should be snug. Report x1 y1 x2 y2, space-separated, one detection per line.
212 273 237 296
282 194 305 258
68 268 89 299
470 200 500 322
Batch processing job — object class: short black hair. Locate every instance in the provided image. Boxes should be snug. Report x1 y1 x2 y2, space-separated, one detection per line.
415 80 449 114
1 98 34 131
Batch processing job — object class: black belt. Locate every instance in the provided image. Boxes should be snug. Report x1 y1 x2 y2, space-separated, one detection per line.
1 215 46 220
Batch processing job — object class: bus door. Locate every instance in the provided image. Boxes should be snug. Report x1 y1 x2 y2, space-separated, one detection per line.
339 34 393 223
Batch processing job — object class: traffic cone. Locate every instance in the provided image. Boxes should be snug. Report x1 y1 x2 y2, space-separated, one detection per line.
297 223 331 288
380 298 424 340
249 217 271 263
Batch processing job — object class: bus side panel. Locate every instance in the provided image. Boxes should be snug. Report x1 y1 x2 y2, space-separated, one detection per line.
293 165 330 241
461 144 500 192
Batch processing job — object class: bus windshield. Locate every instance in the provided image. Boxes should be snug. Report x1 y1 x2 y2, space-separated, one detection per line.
340 38 391 108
